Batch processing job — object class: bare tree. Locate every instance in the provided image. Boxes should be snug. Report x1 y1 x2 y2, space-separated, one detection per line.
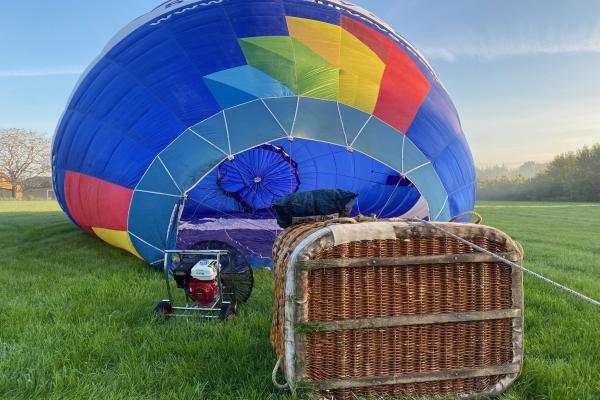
0 128 51 199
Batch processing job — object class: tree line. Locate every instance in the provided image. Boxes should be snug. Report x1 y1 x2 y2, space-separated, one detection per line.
2 127 598 203
0 128 51 199
477 161 547 180
478 144 600 202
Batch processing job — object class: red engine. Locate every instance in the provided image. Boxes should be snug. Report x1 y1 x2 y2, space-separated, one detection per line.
189 278 218 304
188 260 219 304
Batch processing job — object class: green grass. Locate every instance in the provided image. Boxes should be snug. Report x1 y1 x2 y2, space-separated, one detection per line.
0 200 599 399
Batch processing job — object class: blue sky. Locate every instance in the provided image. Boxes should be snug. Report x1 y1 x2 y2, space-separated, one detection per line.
1 1 599 166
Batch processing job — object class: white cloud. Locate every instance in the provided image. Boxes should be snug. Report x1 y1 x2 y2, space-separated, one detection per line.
420 47 456 62
422 21 600 61
426 41 600 62
0 66 84 78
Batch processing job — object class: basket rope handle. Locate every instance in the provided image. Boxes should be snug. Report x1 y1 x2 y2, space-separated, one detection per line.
323 214 378 226
449 211 483 224
272 357 290 390
323 217 358 226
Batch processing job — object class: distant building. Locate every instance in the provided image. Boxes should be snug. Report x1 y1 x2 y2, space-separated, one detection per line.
22 176 53 200
0 180 23 199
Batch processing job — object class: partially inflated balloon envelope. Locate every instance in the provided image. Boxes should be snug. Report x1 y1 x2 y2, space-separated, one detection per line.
52 0 476 267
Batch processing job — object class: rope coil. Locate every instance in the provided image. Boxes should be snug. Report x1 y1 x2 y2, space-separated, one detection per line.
449 210 483 224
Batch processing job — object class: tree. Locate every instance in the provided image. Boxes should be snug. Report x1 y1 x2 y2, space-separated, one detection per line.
0 128 51 199
477 143 600 202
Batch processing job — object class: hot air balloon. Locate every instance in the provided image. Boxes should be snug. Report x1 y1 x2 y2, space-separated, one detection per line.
51 0 476 268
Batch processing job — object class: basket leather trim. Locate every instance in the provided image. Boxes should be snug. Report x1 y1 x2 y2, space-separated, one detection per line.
329 221 396 245
313 363 521 391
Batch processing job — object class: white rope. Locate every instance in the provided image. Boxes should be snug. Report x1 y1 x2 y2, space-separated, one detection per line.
349 114 372 148
403 160 431 176
135 189 182 198
433 196 449 221
337 102 349 147
222 110 233 157
157 156 182 194
289 96 300 138
378 179 402 217
409 218 600 309
272 357 290 390
128 231 164 253
260 98 290 137
401 134 406 173
188 126 229 157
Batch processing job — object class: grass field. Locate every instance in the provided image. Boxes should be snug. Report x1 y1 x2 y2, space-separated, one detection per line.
0 201 599 399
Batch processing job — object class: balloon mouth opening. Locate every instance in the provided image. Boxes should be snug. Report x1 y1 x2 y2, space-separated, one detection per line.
175 138 431 267
180 138 432 221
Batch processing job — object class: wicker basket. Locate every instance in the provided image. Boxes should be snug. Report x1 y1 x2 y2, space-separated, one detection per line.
271 219 524 399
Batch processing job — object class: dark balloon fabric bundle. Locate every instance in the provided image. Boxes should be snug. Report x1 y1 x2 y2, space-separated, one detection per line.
273 189 358 228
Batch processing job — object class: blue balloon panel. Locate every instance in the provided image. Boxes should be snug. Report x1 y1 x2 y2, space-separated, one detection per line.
51 0 476 268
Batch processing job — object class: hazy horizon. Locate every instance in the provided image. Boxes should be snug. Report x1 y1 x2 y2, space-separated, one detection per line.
1 0 600 167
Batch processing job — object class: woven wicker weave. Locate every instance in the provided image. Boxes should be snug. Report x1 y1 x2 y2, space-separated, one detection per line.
271 219 524 399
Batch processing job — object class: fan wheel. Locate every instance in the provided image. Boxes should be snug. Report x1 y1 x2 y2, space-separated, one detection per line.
190 240 254 303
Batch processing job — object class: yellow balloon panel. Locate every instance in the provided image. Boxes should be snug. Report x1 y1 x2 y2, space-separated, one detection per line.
286 16 386 113
286 16 341 65
92 227 142 259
